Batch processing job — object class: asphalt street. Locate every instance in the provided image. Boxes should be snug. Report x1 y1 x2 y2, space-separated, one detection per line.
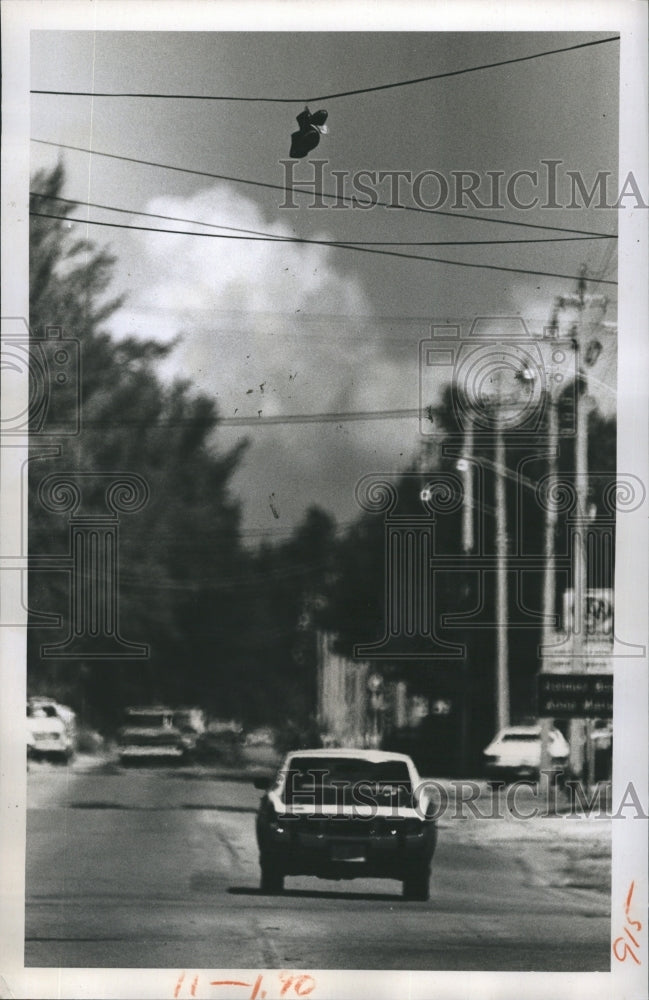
25 762 611 970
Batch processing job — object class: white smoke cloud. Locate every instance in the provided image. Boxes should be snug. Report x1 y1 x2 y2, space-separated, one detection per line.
111 184 424 533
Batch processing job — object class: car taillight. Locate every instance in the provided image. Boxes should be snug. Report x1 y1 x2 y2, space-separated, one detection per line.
370 818 400 834
269 811 288 834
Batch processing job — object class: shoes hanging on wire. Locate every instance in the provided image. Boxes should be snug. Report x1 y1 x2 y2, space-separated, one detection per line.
289 106 329 158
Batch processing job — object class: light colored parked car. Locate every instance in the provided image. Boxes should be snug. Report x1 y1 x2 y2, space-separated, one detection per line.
173 707 207 754
197 718 243 759
483 724 570 783
27 697 76 762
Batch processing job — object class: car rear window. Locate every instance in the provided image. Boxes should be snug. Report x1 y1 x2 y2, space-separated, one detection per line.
282 757 412 805
126 713 172 728
27 705 58 718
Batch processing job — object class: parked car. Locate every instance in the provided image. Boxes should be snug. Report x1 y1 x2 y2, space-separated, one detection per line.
590 720 613 782
117 706 185 764
254 748 438 900
27 697 76 762
197 719 244 760
244 726 275 748
482 724 570 783
173 707 207 754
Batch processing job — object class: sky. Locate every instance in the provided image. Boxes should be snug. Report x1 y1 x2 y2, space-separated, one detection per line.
29 29 620 537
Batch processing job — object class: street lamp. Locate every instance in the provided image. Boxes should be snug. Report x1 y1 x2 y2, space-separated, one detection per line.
464 358 537 732
539 302 561 781
458 413 474 554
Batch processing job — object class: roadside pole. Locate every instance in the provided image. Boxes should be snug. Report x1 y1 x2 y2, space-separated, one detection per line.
540 319 559 779
460 411 475 555
570 308 589 780
459 411 474 773
494 405 510 731
563 270 606 784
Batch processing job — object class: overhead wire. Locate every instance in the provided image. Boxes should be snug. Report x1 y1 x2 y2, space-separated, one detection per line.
29 192 613 248
29 210 618 286
30 138 617 240
28 40 621 544
30 35 620 102
76 407 423 427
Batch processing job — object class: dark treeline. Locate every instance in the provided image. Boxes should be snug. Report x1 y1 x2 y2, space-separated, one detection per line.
28 166 616 764
27 166 337 739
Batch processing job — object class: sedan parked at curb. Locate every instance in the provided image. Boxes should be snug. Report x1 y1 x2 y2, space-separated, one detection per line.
254 748 437 900
483 724 570 783
27 698 76 762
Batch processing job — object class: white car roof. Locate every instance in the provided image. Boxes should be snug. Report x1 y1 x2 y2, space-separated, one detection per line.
284 748 415 764
125 706 173 714
496 726 542 736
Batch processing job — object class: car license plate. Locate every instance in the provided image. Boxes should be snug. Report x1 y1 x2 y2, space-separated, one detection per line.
331 843 365 861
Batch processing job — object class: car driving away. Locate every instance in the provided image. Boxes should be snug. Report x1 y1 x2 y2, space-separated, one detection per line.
482 724 570 784
117 706 186 765
254 748 437 900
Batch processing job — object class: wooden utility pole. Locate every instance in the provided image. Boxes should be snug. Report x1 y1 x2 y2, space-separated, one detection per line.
539 311 560 780
494 403 510 731
458 412 474 770
542 270 607 784
460 412 475 555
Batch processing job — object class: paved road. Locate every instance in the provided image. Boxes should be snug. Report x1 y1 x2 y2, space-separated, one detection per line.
25 762 610 970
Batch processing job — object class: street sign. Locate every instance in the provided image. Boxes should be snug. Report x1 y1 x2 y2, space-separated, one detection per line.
537 673 613 719
562 589 614 637
541 643 613 674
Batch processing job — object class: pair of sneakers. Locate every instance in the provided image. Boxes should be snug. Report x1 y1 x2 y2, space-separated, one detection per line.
290 106 328 158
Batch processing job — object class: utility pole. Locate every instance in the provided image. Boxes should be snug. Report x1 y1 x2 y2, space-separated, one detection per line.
572 276 590 780
540 304 560 782
458 410 474 770
460 411 475 556
494 405 510 731
549 268 607 783
460 352 538 740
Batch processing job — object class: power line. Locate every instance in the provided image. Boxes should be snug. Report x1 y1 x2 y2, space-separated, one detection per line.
30 35 620 103
592 239 617 282
29 210 618 286
76 407 423 427
30 138 617 240
29 192 612 248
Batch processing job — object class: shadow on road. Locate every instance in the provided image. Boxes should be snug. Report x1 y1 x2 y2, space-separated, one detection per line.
65 802 258 812
228 886 402 902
